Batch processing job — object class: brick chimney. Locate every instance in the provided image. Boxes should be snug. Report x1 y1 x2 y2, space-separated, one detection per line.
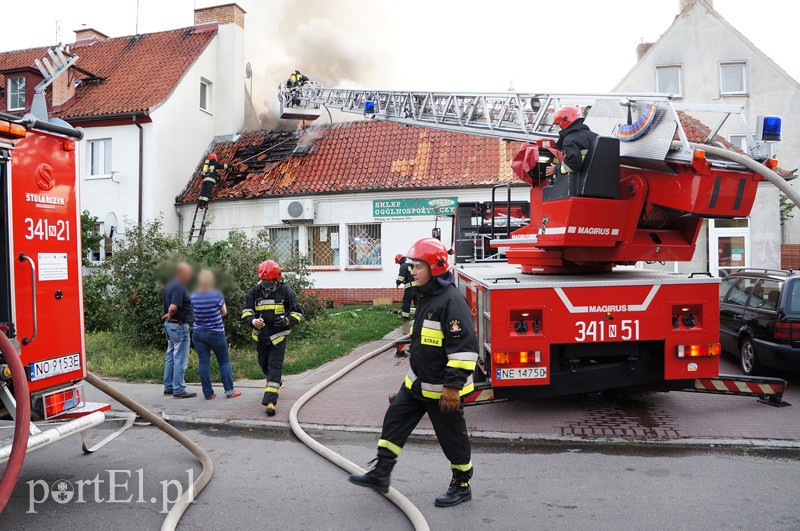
74 27 108 44
636 42 654 61
680 0 712 12
194 3 246 29
51 46 77 108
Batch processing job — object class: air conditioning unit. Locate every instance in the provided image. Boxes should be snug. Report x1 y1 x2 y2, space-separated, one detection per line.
279 199 315 222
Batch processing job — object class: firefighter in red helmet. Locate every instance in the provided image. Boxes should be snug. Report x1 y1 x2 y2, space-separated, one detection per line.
350 238 478 507
394 253 416 319
241 260 303 416
546 105 598 178
198 153 229 208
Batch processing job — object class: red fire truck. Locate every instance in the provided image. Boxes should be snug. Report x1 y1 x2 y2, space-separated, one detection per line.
282 87 792 406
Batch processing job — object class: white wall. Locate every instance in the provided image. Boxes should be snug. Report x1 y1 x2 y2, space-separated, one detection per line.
176 186 530 289
615 1 798 264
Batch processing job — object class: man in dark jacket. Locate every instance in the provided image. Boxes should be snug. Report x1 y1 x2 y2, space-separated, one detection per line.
198 153 229 208
241 260 303 416
546 105 598 177
394 253 416 319
350 238 478 508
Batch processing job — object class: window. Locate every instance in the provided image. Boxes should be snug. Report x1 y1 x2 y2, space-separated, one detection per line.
7 76 25 110
720 62 747 95
267 227 299 263
747 280 782 311
719 277 737 303
787 280 800 314
89 139 112 177
200 79 212 112
87 222 113 264
656 66 682 97
728 134 746 151
724 277 758 307
347 223 381 267
308 225 340 267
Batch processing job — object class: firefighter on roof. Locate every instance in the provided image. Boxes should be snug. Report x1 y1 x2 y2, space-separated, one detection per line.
395 253 416 319
350 238 478 507
198 153 229 208
241 260 303 416
545 105 598 177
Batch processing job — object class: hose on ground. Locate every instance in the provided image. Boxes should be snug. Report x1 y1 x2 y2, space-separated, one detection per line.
673 141 800 208
84 372 213 531
288 334 431 531
0 334 30 514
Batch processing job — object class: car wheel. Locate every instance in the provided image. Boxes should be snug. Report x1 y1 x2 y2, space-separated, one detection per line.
739 337 761 376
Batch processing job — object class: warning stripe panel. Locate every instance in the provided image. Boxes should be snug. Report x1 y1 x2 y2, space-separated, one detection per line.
695 378 784 395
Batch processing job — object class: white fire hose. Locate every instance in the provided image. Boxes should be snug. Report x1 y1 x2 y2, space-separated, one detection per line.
288 334 431 531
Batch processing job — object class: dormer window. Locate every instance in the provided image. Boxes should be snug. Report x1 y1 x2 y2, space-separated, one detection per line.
7 76 25 110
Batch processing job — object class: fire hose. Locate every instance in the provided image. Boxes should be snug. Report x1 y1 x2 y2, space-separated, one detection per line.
84 372 213 531
288 334 431 531
0 333 30 514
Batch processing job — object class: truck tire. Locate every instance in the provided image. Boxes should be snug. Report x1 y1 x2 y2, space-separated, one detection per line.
739 337 762 376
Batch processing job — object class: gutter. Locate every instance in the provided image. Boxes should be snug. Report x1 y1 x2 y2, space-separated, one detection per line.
133 116 144 224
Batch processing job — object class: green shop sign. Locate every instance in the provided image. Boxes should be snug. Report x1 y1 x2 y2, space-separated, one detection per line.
373 197 458 220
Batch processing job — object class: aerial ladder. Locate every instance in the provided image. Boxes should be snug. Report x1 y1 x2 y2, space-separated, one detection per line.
279 82 795 407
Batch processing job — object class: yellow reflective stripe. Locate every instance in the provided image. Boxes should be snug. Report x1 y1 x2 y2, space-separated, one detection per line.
404 374 414 389
271 335 285 344
447 359 477 371
459 382 475 397
396 276 405 282
420 326 444 347
203 177 216 183
251 332 259 341
242 310 255 318
449 460 473 472
289 312 303 322
378 439 403 456
409 325 414 334
255 304 284 312
264 386 280 394
421 388 441 399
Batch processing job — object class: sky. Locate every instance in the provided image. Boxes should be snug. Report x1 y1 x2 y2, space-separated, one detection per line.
1 0 798 108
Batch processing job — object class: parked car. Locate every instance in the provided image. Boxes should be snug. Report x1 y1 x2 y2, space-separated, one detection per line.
718 269 800 375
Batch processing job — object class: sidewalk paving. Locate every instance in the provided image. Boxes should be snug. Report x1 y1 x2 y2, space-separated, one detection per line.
87 325 800 446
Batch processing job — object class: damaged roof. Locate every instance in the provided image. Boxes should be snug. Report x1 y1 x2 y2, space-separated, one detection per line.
176 121 525 203
0 25 217 120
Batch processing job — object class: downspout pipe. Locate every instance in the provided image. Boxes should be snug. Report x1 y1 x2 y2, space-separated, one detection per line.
133 116 144 225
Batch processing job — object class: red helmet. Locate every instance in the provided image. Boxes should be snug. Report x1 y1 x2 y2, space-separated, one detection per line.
406 238 449 277
208 153 217 160
553 106 582 129
394 253 404 264
258 260 281 280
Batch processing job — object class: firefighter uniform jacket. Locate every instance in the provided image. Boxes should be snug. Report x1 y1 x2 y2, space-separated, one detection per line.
396 258 415 289
405 272 478 400
554 118 598 175
202 159 229 185
241 282 303 345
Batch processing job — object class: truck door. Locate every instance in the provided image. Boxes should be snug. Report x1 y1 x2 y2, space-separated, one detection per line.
9 131 85 394
1 143 12 335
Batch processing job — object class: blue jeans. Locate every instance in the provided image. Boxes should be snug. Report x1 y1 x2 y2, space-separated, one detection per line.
192 328 235 398
164 322 191 394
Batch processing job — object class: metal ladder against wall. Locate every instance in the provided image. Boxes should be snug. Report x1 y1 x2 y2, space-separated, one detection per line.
187 203 209 243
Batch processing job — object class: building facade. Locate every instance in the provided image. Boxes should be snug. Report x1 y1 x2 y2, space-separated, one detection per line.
614 0 798 275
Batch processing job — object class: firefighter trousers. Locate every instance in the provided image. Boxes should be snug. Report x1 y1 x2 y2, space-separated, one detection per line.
377 386 471 471
257 336 287 407
198 180 215 207
401 288 415 316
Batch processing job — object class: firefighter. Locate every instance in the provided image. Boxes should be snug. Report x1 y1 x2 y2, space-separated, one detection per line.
350 238 478 507
241 260 303 416
286 69 309 107
395 253 416 319
545 105 598 178
198 153 229 208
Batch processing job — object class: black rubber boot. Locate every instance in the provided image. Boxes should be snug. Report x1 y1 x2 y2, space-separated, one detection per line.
348 456 396 494
265 403 276 417
435 468 473 507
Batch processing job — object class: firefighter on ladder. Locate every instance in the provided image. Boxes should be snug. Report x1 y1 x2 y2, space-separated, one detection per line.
545 105 598 178
241 260 303 416
198 153 229 208
395 253 416 319
350 238 478 507
286 69 309 107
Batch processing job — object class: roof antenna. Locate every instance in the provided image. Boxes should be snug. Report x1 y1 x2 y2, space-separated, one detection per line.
135 0 141 35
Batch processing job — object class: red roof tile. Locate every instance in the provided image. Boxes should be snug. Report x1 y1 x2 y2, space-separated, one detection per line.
0 26 216 119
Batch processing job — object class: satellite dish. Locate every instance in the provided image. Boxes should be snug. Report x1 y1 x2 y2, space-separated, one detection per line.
245 62 252 80
103 212 117 239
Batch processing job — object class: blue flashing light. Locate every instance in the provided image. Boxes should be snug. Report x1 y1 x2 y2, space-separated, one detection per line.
758 115 782 142
364 100 376 114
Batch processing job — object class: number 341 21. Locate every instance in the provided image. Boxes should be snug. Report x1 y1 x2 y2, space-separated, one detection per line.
24 218 71 241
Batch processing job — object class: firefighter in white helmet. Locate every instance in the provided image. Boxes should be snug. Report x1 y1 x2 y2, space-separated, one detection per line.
350 237 478 507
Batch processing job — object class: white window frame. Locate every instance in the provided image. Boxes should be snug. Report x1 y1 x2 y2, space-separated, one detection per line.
655 65 682 98
728 134 747 152
200 78 212 114
709 218 751 277
7 76 25 110
719 62 748 96
307 224 341 269
87 222 113 265
346 223 382 269
87 138 112 179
